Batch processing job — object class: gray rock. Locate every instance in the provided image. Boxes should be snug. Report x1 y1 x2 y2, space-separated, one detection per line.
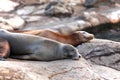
0 58 102 80
84 0 97 7
92 64 120 80
16 6 36 16
45 1 74 17
22 16 42 22
12 0 55 5
84 0 115 7
0 16 25 29
0 0 19 12
33 9 45 15
77 39 120 70
0 23 13 30
57 0 85 6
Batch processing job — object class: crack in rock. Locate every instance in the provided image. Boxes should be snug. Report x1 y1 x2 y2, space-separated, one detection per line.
48 67 83 80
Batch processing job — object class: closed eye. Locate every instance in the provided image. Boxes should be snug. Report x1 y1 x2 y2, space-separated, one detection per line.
82 31 86 34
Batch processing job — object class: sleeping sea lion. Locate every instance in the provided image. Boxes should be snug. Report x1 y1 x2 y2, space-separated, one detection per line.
9 29 94 46
0 29 81 61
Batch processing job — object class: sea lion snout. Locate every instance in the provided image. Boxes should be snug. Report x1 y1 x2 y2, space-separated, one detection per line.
79 31 94 40
71 49 81 60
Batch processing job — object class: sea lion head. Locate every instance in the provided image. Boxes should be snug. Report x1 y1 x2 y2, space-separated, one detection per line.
79 31 94 40
63 44 81 60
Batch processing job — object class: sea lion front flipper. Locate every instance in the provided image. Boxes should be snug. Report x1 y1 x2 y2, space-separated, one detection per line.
10 55 32 60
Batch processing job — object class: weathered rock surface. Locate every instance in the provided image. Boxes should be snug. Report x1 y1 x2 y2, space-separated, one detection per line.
0 58 103 80
23 7 120 34
90 23 120 42
84 0 115 7
12 0 50 5
91 64 120 80
0 0 19 12
45 1 74 17
16 6 36 16
0 15 25 29
77 39 120 70
0 23 13 30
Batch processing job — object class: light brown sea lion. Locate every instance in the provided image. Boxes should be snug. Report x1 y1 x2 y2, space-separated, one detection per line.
0 29 81 61
0 38 10 60
9 29 94 46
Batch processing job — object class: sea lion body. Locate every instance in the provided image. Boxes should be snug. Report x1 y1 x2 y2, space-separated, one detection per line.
9 29 94 46
0 29 81 61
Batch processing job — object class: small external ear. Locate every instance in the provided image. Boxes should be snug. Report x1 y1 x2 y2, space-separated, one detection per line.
63 45 68 51
62 46 68 58
63 44 73 52
63 44 75 56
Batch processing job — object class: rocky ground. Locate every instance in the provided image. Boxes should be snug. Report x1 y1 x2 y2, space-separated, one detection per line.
0 0 120 80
